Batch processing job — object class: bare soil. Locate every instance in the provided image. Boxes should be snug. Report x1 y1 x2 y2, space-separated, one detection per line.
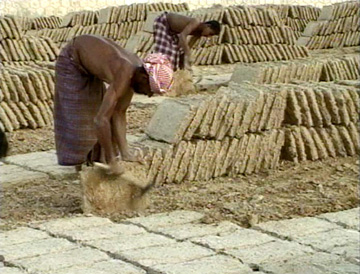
1 155 358 230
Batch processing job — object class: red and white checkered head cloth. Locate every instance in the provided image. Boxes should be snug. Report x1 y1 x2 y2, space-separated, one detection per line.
143 53 174 94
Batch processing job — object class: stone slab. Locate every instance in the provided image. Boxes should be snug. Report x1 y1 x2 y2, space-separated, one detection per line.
191 229 275 251
87 233 176 253
255 216 340 240
226 240 314 266
230 65 261 84
1 238 76 261
145 99 196 144
126 210 204 230
156 221 240 240
143 12 161 33
317 208 360 231
53 259 146 274
4 151 76 179
261 252 359 274
120 242 214 268
0 267 26 274
331 241 360 265
14 247 109 273
32 216 113 235
0 163 49 188
153 254 254 274
296 228 360 254
0 227 50 247
51 223 146 242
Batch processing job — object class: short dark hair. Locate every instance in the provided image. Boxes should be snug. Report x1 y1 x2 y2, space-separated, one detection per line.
204 20 221 35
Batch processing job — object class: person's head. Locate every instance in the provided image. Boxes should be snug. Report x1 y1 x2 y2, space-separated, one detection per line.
132 66 153 97
201 20 221 37
142 53 174 96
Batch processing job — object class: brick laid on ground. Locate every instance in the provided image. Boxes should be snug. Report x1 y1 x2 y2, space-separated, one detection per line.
13 247 109 273
254 216 340 240
191 228 275 251
0 227 50 247
317 207 360 231
0 163 49 188
226 240 314 266
87 233 176 253
46 223 146 242
53 260 146 274
4 151 76 179
154 221 240 240
1 238 76 261
260 252 359 274
120 242 214 268
126 210 204 230
152 254 254 274
32 216 113 235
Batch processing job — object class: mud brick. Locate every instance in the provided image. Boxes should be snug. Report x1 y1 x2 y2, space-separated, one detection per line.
348 122 360 153
291 127 307 162
271 129 285 169
231 135 248 175
309 128 328 159
17 101 37 129
3 72 19 102
28 102 46 128
194 141 213 181
313 88 332 127
221 138 240 175
174 143 195 183
267 87 287 129
183 98 210 141
11 74 29 103
216 102 237 140
245 134 262 174
0 105 13 132
187 140 206 181
300 126 318 160
327 125 347 157
262 130 279 169
166 141 188 183
332 87 351 126
209 96 229 138
283 128 298 162
338 126 356 156
256 131 274 170
303 87 323 127
154 147 173 185
8 101 28 128
1 101 20 130
213 138 230 177
197 97 218 138
37 101 52 126
341 88 358 123
316 127 336 158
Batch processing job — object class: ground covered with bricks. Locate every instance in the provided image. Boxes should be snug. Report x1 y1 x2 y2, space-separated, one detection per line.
1 209 359 274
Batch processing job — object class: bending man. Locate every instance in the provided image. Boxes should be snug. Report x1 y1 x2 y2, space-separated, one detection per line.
54 35 173 174
153 12 221 71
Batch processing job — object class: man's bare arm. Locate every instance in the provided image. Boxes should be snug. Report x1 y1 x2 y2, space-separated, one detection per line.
177 18 201 67
94 70 131 172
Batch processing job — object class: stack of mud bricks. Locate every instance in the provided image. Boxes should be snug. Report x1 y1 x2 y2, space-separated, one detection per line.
130 82 287 184
0 15 58 132
0 63 55 132
297 1 360 49
230 54 360 84
263 5 321 39
221 5 309 64
30 3 189 51
281 81 359 163
0 16 59 62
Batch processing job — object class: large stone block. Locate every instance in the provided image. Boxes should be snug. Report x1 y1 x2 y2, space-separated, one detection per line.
13 247 109 273
0 163 49 188
255 216 340 240
0 227 50 247
120 242 214 268
317 207 360 231
145 98 203 144
261 252 359 274
152 255 254 274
